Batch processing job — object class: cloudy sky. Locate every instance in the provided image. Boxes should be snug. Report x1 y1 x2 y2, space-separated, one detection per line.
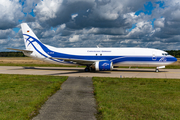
1 0 180 51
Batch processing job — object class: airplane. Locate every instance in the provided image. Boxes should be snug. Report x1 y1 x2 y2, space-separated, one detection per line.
8 23 177 72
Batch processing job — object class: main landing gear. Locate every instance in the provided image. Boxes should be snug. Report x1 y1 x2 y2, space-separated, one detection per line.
84 66 95 72
84 66 91 72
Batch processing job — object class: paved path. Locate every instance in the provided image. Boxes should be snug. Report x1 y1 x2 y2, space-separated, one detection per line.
0 66 180 79
33 77 97 120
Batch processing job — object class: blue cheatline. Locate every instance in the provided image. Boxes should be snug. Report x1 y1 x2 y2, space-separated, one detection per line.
23 34 176 65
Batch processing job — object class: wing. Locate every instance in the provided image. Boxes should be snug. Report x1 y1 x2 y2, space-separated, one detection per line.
50 57 96 65
7 48 96 65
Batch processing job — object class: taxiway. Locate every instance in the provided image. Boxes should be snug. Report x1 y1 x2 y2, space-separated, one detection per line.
0 66 180 79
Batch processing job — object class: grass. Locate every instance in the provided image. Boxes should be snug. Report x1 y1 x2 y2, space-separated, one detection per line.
93 77 180 120
165 65 180 69
0 74 67 120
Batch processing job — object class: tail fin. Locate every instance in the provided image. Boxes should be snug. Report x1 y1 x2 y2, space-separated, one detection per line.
21 23 41 51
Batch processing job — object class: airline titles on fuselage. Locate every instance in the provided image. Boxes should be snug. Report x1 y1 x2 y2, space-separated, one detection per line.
87 50 111 52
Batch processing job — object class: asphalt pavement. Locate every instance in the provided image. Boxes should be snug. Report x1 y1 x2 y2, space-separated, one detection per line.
33 77 97 120
0 66 180 79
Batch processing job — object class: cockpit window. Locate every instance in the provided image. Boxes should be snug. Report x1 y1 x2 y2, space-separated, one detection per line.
162 53 169 56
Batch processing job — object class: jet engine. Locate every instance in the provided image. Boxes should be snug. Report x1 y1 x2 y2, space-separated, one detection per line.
95 61 113 71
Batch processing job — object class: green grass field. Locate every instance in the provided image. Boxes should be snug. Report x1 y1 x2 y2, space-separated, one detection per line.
0 74 67 120
93 77 180 120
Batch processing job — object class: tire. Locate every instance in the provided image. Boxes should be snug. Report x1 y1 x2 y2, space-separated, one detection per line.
84 67 90 72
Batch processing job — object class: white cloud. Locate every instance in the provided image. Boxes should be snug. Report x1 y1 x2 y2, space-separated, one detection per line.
127 21 153 38
71 14 78 20
41 30 55 38
34 0 63 22
164 0 180 6
0 0 24 29
56 24 66 34
2 0 180 51
22 0 41 13
0 29 14 39
29 22 43 29
0 39 8 45
20 0 180 50
171 9 180 21
154 18 165 28
69 35 80 42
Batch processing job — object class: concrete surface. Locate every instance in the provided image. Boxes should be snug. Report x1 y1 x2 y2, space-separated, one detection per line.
33 77 97 120
0 66 180 79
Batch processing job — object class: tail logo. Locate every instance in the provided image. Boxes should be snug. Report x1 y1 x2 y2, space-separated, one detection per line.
24 35 35 47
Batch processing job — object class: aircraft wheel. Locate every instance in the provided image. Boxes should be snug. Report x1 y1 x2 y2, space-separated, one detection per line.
84 68 89 72
91 67 95 72
84 67 91 72
155 69 159 73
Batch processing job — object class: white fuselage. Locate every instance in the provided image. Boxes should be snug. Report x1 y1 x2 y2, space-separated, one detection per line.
15 23 177 71
26 45 176 67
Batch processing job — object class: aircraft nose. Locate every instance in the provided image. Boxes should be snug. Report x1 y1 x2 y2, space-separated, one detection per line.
172 56 177 62
174 57 177 62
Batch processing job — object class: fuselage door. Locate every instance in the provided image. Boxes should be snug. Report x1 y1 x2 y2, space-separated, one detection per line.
152 52 156 60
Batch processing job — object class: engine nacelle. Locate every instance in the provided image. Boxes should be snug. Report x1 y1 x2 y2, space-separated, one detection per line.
95 61 113 71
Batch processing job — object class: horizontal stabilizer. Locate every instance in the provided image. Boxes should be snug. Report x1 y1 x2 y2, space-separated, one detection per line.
7 48 33 52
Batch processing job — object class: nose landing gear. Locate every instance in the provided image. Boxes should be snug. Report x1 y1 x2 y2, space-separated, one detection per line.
155 66 165 73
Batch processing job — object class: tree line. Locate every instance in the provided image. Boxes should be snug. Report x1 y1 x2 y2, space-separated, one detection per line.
0 52 26 57
0 51 180 58
166 50 180 58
